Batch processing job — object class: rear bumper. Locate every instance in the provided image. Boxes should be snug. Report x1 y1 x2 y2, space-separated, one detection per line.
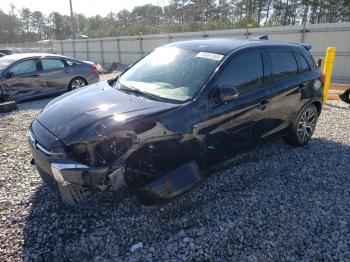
85 72 99 85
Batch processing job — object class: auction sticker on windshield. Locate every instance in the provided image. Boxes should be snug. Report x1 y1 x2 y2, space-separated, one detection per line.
196 52 224 61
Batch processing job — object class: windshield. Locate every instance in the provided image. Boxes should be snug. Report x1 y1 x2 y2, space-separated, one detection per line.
0 57 15 72
118 47 224 102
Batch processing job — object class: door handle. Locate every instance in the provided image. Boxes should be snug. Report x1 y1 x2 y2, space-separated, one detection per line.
257 100 269 111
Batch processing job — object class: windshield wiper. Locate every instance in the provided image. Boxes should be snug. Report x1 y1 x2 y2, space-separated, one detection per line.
117 84 162 101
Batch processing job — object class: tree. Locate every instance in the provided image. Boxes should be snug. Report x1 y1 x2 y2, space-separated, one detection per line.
117 9 132 29
31 11 44 39
20 8 31 33
0 1 350 43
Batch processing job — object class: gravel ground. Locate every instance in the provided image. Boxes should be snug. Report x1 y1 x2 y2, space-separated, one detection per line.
0 98 350 261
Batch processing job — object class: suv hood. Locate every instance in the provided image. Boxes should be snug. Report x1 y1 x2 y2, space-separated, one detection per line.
37 81 180 143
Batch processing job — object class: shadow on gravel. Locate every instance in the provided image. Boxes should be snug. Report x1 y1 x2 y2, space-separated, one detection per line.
325 102 350 111
22 138 350 261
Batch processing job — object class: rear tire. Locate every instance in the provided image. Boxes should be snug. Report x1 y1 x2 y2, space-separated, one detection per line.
0 101 17 113
68 77 87 91
284 104 318 147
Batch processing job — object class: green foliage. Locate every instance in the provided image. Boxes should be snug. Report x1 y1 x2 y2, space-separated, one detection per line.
0 0 349 43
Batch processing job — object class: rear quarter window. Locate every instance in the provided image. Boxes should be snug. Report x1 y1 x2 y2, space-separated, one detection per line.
268 51 298 81
307 53 318 68
65 60 79 67
296 53 311 72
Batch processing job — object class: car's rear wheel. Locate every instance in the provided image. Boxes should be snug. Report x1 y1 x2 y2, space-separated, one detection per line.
0 101 17 113
68 77 87 91
284 104 318 147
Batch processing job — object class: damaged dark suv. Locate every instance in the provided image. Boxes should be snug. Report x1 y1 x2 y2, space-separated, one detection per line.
28 38 324 207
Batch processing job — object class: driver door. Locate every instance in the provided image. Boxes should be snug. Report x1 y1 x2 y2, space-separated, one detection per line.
2 58 41 101
204 50 270 157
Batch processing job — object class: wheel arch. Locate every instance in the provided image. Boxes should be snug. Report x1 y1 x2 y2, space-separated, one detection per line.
68 76 88 91
285 99 320 146
292 99 322 128
310 100 322 116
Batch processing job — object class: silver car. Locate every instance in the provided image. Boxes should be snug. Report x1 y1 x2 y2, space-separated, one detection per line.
0 53 99 102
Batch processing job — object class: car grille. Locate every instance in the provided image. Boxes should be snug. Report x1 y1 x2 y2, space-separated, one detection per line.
36 166 59 195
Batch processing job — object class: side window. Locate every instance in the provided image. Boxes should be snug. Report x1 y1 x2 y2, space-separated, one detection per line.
9 59 37 75
297 53 310 72
307 53 317 68
65 60 78 67
216 51 263 94
41 59 65 70
268 51 298 81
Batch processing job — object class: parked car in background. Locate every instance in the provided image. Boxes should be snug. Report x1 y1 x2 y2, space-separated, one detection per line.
0 49 12 58
28 39 324 207
0 49 12 56
0 53 99 102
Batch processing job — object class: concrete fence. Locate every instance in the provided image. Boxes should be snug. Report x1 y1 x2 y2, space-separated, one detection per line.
50 22 349 83
0 41 53 54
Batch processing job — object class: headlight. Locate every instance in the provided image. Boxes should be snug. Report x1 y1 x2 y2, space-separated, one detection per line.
68 138 132 166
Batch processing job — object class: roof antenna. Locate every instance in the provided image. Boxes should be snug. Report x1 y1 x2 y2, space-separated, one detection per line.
259 35 269 40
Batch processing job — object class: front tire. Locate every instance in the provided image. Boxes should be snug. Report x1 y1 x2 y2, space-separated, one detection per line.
68 77 87 91
284 104 318 147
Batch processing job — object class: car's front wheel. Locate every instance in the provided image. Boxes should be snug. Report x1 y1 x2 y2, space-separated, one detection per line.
284 104 318 147
68 77 87 91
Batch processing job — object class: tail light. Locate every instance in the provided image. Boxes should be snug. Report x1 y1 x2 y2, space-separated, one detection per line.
90 65 97 71
321 73 326 85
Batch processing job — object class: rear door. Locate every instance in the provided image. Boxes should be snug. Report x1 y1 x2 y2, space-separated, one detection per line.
261 48 302 138
38 58 70 94
2 58 41 101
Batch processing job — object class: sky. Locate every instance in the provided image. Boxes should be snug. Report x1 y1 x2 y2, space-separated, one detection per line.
1 0 169 16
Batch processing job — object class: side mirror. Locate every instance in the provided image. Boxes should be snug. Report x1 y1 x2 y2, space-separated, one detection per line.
107 75 119 87
218 85 239 102
317 58 322 68
4 72 14 78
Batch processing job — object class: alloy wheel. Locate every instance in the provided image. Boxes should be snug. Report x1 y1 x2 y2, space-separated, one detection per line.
297 107 316 143
71 79 86 90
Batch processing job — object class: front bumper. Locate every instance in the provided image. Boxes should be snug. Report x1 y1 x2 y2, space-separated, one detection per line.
28 120 202 207
28 125 123 207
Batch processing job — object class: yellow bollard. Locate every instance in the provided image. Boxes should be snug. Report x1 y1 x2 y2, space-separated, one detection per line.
322 47 336 104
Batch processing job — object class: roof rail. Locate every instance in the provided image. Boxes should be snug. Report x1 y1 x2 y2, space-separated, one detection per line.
259 35 269 40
